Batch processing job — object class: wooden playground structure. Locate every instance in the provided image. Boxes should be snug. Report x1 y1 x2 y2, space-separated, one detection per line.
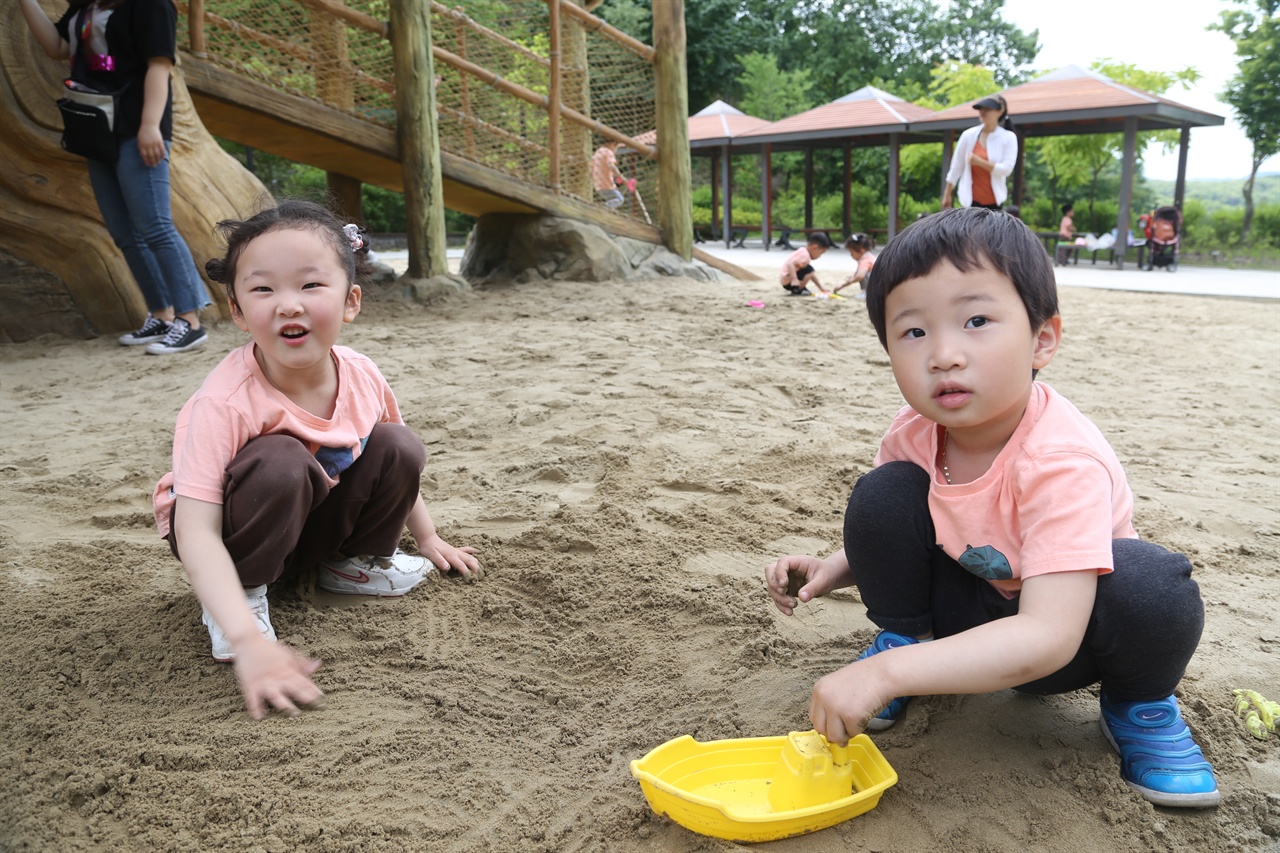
0 0 700 340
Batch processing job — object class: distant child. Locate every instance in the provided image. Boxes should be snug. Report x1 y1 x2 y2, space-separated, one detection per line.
591 140 632 210
831 233 876 299
765 208 1219 808
153 200 481 720
1056 203 1075 265
780 232 832 295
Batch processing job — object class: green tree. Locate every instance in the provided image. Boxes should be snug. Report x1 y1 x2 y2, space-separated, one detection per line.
1026 60 1199 231
1209 0 1280 238
734 52 815 122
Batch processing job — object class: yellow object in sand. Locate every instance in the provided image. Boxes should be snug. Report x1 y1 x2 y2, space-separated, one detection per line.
1233 688 1279 740
629 730 897 843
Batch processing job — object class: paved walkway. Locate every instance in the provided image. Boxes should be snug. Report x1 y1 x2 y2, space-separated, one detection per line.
696 245 1279 300
375 246 1278 300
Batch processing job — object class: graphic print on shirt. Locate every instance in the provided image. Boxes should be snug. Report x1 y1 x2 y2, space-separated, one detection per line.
957 544 1013 580
314 435 370 478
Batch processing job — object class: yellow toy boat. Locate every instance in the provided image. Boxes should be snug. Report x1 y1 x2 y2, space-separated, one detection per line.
630 730 897 843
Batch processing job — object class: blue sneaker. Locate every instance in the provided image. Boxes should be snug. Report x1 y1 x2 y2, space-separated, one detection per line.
856 630 919 731
1099 692 1221 808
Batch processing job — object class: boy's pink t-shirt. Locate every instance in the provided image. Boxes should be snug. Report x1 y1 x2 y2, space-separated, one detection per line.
779 247 813 285
152 343 403 538
873 382 1136 598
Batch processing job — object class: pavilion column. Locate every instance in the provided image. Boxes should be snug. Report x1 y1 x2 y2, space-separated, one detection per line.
1174 125 1190 210
843 141 852 237
1012 133 1026 207
804 148 814 229
1114 116 1138 270
722 143 732 248
762 143 772 250
941 130 954 202
710 148 719 239
887 132 900 240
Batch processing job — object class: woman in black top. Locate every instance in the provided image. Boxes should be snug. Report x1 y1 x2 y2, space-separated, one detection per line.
21 0 211 353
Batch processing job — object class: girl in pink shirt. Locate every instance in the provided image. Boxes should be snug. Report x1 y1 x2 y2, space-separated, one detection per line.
832 233 876 298
154 200 479 720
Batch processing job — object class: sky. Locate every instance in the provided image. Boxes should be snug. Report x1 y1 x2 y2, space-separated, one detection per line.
996 0 1278 183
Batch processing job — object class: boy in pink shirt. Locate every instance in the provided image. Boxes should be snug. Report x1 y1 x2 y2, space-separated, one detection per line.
765 208 1218 808
155 200 480 720
779 232 831 295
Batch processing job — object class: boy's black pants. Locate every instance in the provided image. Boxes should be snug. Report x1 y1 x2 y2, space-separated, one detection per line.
844 461 1205 703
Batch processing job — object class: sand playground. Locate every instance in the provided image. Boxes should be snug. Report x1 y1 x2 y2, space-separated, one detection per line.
1 260 1278 852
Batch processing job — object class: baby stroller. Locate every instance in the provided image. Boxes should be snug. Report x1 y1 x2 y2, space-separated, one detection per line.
1142 206 1181 272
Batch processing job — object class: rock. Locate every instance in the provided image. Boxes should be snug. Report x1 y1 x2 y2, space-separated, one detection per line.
401 273 470 304
460 214 730 284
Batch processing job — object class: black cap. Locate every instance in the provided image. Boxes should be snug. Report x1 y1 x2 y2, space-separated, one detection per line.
973 96 1003 111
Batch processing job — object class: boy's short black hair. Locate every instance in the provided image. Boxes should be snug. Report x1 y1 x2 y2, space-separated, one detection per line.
805 232 832 249
865 207 1058 348
1062 202 1074 215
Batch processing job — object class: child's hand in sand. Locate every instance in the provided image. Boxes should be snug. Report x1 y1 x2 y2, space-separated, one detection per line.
233 634 326 721
418 533 483 580
765 553 849 615
809 659 897 745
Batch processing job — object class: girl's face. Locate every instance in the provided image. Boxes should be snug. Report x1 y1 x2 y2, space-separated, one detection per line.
848 246 865 260
977 107 1001 128
230 227 361 387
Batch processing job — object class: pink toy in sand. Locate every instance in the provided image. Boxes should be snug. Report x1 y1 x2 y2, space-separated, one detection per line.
747 300 765 308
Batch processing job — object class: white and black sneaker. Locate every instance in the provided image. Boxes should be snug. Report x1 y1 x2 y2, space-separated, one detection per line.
145 318 208 354
118 314 172 346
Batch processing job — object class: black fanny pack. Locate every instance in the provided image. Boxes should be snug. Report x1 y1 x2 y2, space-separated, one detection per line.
57 78 123 163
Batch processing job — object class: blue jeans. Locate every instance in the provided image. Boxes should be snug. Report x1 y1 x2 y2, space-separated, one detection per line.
86 138 210 316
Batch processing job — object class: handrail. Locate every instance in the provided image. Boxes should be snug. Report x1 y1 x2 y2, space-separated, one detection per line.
432 1 549 69
431 44 656 159
558 0 654 62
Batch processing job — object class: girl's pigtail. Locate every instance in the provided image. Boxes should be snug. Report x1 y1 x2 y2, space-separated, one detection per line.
205 257 228 283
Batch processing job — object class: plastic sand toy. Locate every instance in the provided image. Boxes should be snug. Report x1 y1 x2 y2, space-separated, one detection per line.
629 730 897 843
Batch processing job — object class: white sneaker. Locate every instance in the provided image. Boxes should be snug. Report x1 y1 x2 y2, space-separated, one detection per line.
318 549 435 597
202 584 276 662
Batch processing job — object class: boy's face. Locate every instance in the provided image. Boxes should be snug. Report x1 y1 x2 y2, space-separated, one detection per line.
808 243 827 258
883 258 1060 447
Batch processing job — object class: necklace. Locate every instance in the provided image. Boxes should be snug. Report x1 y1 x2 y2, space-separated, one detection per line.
940 428 952 485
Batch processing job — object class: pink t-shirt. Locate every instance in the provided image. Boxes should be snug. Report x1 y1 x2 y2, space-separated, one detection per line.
152 344 403 537
591 146 618 191
873 382 1136 598
779 247 813 285
855 251 876 280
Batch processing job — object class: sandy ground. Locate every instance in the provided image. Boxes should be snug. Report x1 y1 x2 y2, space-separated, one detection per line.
1 262 1278 852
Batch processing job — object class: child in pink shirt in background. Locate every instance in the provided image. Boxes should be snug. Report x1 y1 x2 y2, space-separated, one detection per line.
154 200 480 720
779 232 831 295
765 208 1219 808
832 232 876 299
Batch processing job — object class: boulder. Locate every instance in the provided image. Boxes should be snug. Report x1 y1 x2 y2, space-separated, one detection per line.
461 214 729 285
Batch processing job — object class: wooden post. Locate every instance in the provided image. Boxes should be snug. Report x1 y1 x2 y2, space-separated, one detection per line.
312 14 353 111
887 132 900 240
652 0 691 258
843 141 851 238
457 18 475 159
561 1 592 198
547 0 561 191
327 172 363 225
189 0 207 57
389 0 447 278
803 148 814 229
722 143 732 248
1114 116 1138 270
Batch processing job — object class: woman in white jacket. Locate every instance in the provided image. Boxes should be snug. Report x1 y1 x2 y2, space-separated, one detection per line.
942 95 1018 210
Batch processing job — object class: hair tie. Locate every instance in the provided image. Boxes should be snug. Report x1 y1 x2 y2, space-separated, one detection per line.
343 223 367 254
